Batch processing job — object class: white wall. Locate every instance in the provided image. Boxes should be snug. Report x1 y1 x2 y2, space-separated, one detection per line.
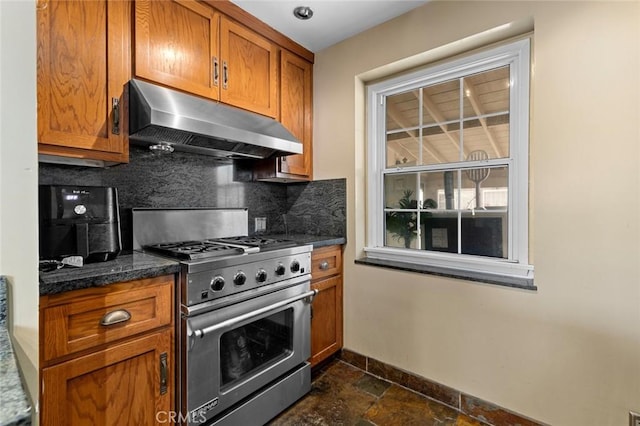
314 1 640 425
0 0 40 407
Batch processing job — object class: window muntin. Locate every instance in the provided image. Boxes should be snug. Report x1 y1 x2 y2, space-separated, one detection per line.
367 39 532 279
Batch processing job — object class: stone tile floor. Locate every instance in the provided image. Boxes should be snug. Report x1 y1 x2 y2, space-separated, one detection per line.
269 360 486 426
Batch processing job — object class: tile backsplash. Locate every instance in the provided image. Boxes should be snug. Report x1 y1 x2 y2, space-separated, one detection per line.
39 146 346 250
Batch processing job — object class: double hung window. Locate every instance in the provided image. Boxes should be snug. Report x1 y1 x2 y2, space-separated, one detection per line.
365 39 533 281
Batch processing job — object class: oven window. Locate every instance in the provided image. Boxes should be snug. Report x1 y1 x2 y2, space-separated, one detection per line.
220 308 294 387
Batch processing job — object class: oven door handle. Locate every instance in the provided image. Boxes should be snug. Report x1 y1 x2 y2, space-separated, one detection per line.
190 289 318 340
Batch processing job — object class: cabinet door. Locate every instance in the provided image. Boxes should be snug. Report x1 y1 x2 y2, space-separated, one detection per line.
310 275 343 367
279 50 313 178
37 0 130 163
135 0 220 100
41 329 173 426
219 17 278 118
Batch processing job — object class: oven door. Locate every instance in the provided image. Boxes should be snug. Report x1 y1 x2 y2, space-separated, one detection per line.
184 279 314 425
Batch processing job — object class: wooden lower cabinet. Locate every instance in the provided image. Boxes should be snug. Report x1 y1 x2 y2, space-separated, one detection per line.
40 275 175 426
41 330 173 426
310 245 343 367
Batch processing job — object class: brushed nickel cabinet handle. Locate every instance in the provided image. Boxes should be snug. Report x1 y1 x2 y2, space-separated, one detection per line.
223 61 228 90
319 261 330 270
213 57 219 86
100 309 131 326
159 352 168 395
112 97 120 135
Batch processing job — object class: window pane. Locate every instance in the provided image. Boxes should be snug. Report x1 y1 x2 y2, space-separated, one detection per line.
386 91 420 168
460 212 507 258
422 79 460 123
384 174 419 249
462 116 509 159
386 91 419 131
422 215 458 254
461 166 508 210
421 79 461 165
420 170 458 211
385 212 419 248
422 125 461 165
460 165 508 257
461 66 510 159
463 66 510 118
384 174 418 209
386 132 419 168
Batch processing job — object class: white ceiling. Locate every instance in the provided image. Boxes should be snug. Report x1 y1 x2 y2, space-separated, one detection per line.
230 0 429 52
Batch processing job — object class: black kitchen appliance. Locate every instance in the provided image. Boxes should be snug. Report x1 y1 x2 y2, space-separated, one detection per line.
39 185 122 262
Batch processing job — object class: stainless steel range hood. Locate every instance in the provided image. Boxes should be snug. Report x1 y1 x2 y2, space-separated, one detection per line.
128 79 302 159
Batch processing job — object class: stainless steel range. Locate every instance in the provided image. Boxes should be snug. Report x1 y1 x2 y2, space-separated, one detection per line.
133 208 314 426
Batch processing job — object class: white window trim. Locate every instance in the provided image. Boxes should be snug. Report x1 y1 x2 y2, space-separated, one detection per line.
365 39 533 281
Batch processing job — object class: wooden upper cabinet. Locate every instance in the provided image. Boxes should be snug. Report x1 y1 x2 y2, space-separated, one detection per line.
134 0 278 118
252 50 313 182
279 50 313 178
134 0 220 100
37 0 131 164
219 16 278 118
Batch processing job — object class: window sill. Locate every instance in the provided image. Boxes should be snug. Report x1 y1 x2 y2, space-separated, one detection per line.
354 257 536 290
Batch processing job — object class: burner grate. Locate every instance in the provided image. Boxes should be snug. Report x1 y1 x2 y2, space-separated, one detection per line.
144 240 250 260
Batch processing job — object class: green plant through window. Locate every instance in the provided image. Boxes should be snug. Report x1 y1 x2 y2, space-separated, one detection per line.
386 189 436 248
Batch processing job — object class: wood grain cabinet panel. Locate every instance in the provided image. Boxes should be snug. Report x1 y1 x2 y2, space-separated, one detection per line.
41 330 173 426
310 275 343 367
40 275 175 425
37 0 130 163
219 16 278 118
310 245 343 367
253 50 313 182
41 275 173 363
134 0 220 100
134 0 278 118
311 245 342 281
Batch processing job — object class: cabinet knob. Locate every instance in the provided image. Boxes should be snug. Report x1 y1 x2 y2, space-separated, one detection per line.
100 309 131 326
319 261 330 270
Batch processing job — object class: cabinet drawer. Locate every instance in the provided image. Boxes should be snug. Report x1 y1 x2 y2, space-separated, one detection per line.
41 275 173 363
311 245 342 281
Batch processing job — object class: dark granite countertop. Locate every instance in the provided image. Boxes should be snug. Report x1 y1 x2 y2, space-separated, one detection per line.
39 252 181 296
0 277 32 426
39 235 344 297
264 234 346 249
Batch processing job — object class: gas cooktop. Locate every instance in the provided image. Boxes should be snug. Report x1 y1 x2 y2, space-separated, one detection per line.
143 236 298 261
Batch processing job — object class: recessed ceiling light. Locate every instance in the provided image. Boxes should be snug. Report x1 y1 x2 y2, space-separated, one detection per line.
293 6 313 20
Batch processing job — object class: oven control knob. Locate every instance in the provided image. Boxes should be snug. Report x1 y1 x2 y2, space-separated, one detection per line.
256 269 268 283
275 263 286 276
233 271 247 286
210 276 225 292
290 260 300 273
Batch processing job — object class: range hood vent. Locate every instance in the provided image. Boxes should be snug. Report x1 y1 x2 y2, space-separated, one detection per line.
128 79 302 159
